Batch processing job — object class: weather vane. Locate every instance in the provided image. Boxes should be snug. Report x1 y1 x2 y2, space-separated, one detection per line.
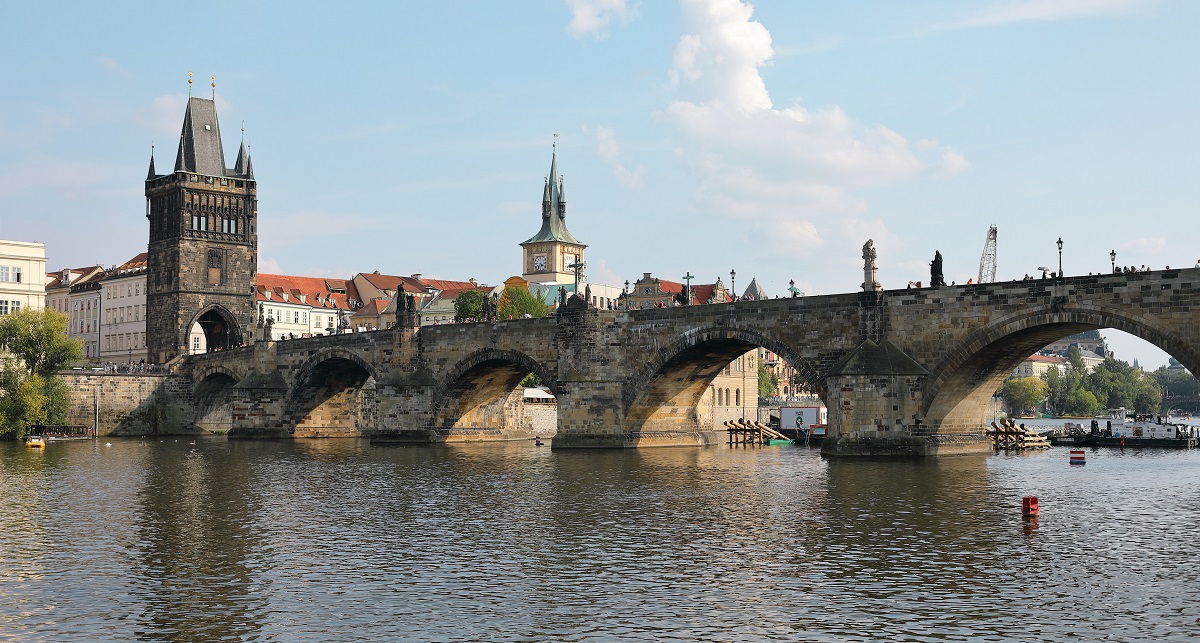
187 71 193 97
211 75 216 100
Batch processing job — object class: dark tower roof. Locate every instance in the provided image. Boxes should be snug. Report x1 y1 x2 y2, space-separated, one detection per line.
146 152 157 181
233 141 254 179
174 97 228 177
521 148 584 246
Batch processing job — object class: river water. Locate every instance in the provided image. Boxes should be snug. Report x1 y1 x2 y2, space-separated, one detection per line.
1 439 1198 642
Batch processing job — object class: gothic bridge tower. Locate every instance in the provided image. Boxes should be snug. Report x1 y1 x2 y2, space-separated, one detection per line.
145 96 257 363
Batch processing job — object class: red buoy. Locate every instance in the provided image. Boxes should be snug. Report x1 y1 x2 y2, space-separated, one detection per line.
1022 496 1040 517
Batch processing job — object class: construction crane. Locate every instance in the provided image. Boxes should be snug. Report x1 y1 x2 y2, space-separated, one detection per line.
978 225 998 283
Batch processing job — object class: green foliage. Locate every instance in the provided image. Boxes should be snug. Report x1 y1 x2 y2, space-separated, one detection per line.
498 285 549 319
453 289 487 322
0 374 70 440
0 308 82 439
0 307 83 376
757 358 778 397
519 372 542 388
1039 354 1162 416
1001 377 1048 415
1064 388 1102 417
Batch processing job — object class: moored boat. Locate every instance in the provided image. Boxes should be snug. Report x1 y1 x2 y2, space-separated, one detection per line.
1084 409 1197 449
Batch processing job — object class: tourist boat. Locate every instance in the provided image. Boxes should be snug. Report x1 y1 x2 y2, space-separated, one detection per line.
23 435 46 449
25 424 93 443
1086 409 1197 448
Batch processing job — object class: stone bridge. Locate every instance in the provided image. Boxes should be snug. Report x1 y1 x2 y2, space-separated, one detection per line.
180 268 1200 457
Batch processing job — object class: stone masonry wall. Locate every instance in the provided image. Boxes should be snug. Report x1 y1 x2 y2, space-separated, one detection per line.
59 373 195 436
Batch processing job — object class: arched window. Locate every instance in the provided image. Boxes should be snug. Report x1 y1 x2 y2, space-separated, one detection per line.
735 389 741 406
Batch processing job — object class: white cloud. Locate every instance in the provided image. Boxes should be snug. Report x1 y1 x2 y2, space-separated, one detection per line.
586 257 623 286
1123 237 1167 253
565 0 638 38
662 0 965 257
259 256 282 275
929 0 1150 31
593 126 643 188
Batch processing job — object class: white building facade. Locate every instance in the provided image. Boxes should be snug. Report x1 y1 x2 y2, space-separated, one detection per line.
0 240 46 314
99 263 149 363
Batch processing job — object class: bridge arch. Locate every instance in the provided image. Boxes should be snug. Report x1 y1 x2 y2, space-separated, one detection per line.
283 347 379 437
623 325 823 434
923 305 1200 432
185 304 244 354
432 348 557 436
192 366 241 434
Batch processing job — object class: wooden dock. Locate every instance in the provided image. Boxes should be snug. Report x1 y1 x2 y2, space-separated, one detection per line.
725 418 793 446
985 418 1050 451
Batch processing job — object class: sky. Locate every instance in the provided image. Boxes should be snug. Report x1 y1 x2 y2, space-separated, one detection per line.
1 0 1197 370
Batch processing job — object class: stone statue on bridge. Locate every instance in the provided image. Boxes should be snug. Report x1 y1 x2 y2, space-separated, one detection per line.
862 239 880 292
394 290 418 328
931 251 945 288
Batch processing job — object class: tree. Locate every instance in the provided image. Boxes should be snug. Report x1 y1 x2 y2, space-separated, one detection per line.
519 372 542 388
453 289 486 322
1063 388 1102 417
0 307 83 377
757 358 778 397
1001 377 1048 416
498 285 549 319
0 308 83 439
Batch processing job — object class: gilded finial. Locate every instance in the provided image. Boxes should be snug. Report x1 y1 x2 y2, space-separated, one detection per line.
187 71 193 97
210 75 216 99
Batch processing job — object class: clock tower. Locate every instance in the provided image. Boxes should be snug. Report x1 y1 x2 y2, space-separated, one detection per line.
520 146 585 285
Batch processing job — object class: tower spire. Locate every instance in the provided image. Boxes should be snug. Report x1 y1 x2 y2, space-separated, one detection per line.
146 143 157 180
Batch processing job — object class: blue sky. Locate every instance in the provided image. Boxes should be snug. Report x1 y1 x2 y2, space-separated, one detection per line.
2 0 1196 369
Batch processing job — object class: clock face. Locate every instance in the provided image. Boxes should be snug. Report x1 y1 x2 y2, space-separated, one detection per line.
533 255 546 271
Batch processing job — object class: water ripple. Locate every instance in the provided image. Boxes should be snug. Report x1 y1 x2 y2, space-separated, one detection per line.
1 441 1198 641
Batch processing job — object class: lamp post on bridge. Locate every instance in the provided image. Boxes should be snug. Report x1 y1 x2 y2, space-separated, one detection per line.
623 280 630 310
1056 237 1064 281
730 269 736 302
682 272 694 305
1110 249 1116 274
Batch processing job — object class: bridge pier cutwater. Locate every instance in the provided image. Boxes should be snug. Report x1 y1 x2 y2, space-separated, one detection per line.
79 270 1199 457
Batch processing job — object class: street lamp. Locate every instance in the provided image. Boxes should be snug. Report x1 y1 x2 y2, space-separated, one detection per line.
1110 249 1116 273
730 269 736 302
1056 237 1064 280
624 280 630 310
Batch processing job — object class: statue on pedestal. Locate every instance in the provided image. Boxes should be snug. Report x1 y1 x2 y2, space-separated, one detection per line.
862 239 880 292
931 251 945 288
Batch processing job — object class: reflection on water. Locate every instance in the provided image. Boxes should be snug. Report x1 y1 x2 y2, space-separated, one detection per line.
1 440 1198 642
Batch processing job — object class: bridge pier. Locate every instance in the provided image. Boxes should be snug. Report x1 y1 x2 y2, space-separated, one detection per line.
819 340 993 457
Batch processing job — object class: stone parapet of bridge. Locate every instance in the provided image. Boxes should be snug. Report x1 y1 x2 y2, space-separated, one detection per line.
76 269 1198 457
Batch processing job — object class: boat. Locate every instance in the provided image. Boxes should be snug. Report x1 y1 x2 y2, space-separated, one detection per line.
23 435 45 449
1045 422 1090 446
1083 409 1197 449
25 424 93 443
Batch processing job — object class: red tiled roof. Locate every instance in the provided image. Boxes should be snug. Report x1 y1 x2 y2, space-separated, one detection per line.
119 253 148 270
352 298 390 318
256 273 349 309
1027 354 1066 363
